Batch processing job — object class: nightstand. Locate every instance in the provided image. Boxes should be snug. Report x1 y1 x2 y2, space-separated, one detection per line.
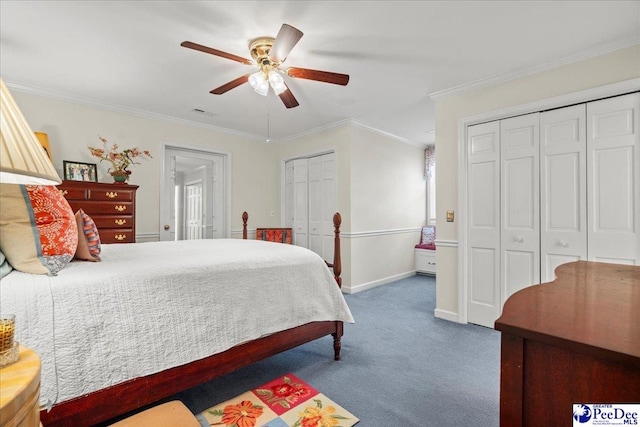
0 346 41 427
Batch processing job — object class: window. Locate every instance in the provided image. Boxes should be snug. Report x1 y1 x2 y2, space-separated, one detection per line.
424 145 436 225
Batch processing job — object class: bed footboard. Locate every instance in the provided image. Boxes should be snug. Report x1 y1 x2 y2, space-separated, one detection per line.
242 211 343 288
40 321 343 427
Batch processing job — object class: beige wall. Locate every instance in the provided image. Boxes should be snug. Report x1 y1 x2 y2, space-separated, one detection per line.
11 91 279 235
349 126 426 291
277 124 426 292
434 45 640 319
12 90 427 293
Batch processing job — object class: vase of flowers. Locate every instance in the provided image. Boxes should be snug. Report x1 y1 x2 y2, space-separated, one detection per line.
88 136 152 184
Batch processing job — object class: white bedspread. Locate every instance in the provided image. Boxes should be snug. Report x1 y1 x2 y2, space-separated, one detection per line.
0 239 354 407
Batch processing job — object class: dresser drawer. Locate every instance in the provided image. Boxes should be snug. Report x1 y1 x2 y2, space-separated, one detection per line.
72 201 134 215
87 188 135 202
92 215 133 229
58 187 86 200
99 229 135 243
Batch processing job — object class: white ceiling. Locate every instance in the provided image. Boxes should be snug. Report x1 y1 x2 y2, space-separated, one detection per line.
1 1 639 146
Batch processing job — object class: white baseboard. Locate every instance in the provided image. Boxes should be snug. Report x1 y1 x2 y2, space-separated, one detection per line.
344 271 416 294
136 233 160 243
434 308 460 323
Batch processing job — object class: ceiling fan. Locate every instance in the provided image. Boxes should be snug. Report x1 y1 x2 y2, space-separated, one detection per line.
181 24 349 109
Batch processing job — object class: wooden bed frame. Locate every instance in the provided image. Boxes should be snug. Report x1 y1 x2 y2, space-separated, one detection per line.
40 212 344 427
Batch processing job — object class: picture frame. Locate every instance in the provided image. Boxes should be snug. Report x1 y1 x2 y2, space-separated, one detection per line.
63 160 98 182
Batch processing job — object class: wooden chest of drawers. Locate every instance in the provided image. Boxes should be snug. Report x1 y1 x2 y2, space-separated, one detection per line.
57 180 138 243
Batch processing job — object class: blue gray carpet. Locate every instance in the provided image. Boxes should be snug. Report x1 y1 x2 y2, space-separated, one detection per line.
169 274 501 427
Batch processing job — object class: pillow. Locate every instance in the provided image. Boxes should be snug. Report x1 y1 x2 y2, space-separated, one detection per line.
0 249 12 279
421 226 436 245
74 209 101 261
0 184 78 275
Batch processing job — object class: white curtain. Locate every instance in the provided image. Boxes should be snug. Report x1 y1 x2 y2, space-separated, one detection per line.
424 145 435 181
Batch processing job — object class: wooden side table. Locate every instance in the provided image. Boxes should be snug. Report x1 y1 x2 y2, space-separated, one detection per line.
0 346 41 427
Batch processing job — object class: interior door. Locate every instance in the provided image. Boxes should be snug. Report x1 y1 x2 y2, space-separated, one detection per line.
587 92 640 265
185 181 203 239
467 121 501 328
500 113 540 300
540 104 587 281
161 147 226 241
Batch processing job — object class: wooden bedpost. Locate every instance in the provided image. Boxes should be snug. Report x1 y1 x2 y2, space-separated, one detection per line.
242 211 248 239
332 213 343 361
333 212 342 289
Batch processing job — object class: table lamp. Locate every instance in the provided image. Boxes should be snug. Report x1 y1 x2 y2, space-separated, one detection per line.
0 77 61 185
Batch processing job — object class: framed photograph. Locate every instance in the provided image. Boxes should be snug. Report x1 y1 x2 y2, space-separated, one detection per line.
63 160 98 182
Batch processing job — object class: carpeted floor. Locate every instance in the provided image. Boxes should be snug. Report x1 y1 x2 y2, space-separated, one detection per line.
163 274 501 427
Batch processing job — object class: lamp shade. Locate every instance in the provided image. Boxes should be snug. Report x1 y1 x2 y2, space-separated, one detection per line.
0 78 61 185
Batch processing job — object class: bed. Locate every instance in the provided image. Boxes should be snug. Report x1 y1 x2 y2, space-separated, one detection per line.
0 211 352 427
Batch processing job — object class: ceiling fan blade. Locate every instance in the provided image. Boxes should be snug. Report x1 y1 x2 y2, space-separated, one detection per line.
278 86 299 109
269 24 304 63
181 41 253 65
210 74 250 95
286 67 349 86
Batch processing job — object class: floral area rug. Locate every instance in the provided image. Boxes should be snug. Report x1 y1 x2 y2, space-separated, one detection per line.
196 373 359 427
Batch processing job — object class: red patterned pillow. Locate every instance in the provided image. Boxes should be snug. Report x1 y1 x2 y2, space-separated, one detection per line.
0 184 78 275
74 209 101 262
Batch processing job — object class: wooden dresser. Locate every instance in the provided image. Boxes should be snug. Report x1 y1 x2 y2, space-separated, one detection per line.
57 180 139 243
495 261 640 427
0 346 42 427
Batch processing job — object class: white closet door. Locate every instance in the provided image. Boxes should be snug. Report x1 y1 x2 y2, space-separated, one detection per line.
308 156 323 255
540 105 587 281
293 158 309 248
501 113 540 300
321 154 336 262
284 161 294 231
587 92 640 265
467 121 501 328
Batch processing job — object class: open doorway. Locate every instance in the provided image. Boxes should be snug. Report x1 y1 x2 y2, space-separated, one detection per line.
160 144 228 241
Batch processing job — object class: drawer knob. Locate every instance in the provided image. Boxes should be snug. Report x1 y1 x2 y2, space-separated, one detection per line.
59 189 68 196
114 234 127 241
114 219 127 225
106 191 118 198
115 205 127 212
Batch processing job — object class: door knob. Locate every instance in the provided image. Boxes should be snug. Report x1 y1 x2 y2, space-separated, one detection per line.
164 224 170 230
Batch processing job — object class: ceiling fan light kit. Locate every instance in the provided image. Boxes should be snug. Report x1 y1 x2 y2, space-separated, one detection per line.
181 23 349 108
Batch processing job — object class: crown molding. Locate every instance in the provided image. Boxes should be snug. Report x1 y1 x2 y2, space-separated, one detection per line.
276 117 424 148
4 81 265 141
429 37 640 100
7 80 425 148
274 118 353 144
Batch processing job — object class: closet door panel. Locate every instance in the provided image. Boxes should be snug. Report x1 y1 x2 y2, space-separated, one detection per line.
284 161 294 229
293 159 309 248
308 156 322 255
540 105 587 281
500 113 540 301
587 93 640 265
321 153 336 263
467 121 501 328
